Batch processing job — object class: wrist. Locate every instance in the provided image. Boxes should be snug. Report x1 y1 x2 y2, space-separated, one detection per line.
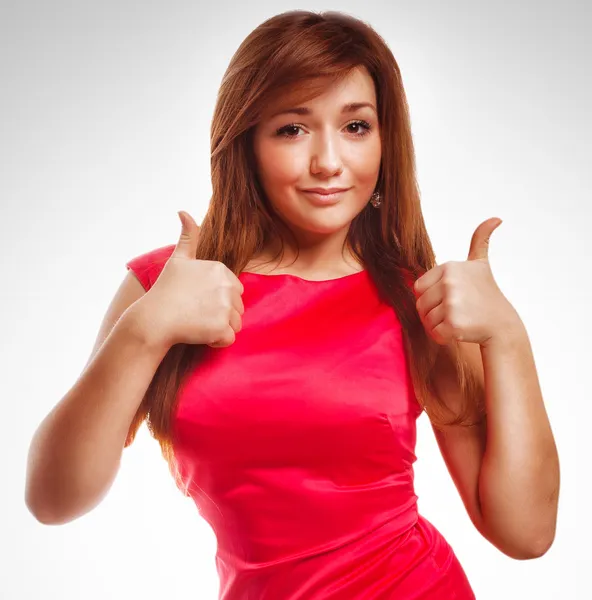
121 302 173 357
480 313 527 351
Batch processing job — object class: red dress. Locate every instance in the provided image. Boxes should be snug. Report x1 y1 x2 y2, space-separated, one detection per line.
126 244 476 600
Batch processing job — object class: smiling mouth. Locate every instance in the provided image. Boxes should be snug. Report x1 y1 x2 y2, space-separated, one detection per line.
301 189 348 204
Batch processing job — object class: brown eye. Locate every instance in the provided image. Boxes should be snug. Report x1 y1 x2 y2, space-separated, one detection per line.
276 124 302 138
346 120 372 136
275 120 372 139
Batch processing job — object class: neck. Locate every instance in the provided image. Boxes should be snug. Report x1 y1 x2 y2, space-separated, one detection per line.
248 230 364 278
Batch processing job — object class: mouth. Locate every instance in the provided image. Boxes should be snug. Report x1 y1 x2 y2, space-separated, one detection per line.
300 188 350 205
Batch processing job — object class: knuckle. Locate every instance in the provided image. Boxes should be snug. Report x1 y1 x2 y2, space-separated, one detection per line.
213 314 228 330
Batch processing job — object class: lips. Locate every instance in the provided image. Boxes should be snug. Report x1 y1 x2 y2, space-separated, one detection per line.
302 189 348 205
302 187 350 194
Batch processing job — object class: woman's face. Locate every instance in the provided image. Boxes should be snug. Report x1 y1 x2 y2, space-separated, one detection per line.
252 66 381 244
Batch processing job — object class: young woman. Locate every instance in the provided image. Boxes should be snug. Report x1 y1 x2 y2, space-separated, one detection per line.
26 10 559 599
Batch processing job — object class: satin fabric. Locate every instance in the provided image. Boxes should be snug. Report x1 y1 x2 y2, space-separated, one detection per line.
126 244 476 599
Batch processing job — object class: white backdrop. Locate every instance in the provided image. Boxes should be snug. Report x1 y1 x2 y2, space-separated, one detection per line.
3 1 590 598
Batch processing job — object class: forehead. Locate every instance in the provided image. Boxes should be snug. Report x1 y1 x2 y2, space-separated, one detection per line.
261 67 376 120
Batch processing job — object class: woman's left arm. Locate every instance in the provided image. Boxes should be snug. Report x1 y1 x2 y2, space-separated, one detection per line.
477 316 559 558
413 217 560 560
431 328 559 560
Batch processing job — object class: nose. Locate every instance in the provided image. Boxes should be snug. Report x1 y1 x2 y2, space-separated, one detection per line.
310 133 343 177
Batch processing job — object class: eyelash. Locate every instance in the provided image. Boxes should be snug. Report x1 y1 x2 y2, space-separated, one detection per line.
275 120 372 139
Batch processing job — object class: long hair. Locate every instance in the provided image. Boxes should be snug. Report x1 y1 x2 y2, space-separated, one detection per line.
124 10 484 483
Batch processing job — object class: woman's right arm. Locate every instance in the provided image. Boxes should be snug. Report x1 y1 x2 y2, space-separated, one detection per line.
24 271 170 526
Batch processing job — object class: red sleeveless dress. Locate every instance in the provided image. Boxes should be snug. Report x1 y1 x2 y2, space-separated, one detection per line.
126 244 476 600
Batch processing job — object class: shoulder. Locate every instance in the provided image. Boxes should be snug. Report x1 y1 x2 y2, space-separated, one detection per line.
125 243 176 291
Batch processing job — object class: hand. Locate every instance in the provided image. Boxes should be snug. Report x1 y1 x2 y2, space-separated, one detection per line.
412 217 520 347
136 211 245 349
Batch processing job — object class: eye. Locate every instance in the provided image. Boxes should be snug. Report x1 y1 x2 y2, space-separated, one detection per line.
275 120 372 139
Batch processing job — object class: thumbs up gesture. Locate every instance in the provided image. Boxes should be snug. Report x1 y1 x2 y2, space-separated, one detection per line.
136 211 245 350
412 218 520 347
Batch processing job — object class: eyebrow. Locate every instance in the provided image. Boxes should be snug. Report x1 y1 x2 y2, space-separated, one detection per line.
270 102 376 119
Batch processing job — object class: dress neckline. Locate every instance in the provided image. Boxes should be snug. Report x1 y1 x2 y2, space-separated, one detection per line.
239 269 368 283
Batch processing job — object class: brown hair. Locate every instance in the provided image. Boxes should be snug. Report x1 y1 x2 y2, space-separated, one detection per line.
124 10 484 483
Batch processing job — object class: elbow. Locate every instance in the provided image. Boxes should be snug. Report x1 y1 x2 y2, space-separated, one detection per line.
504 498 560 560
24 480 102 526
479 487 560 561
27 508 60 526
25 491 84 526
502 535 555 560
25 483 65 526
25 472 85 526
477 512 557 561
493 523 557 560
25 492 59 526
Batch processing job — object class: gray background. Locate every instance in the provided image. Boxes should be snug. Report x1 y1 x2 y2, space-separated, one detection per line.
3 1 590 598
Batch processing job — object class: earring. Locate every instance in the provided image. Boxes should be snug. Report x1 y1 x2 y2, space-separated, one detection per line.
370 191 381 208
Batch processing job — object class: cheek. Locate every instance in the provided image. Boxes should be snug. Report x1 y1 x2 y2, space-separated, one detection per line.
258 144 305 187
351 140 381 179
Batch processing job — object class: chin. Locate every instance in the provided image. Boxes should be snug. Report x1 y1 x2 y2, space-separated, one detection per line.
292 217 353 236
282 206 360 234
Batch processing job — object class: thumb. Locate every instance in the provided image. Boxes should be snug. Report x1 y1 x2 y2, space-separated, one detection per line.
467 217 502 261
172 210 200 259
